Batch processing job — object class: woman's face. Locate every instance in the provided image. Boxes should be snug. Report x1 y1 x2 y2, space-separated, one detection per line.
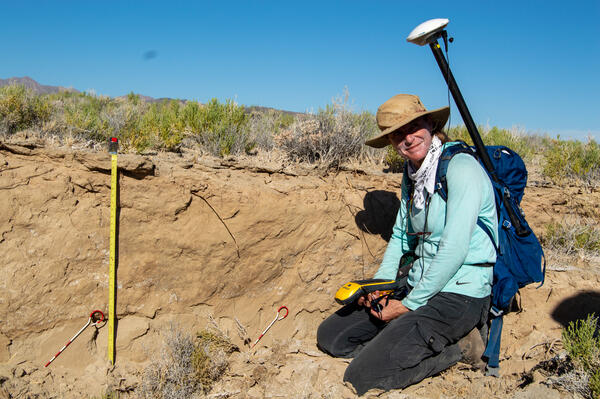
388 117 433 168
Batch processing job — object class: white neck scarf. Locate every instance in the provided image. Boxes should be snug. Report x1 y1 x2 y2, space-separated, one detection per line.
407 136 443 210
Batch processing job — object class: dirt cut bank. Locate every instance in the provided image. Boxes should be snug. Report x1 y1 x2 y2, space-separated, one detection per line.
1 139 599 398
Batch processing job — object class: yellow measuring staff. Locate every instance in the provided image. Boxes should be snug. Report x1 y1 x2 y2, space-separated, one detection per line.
108 137 118 364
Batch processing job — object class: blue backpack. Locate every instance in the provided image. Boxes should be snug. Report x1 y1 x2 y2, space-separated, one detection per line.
409 141 546 375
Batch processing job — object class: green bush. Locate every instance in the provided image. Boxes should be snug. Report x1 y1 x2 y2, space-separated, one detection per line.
447 125 547 161
542 138 600 185
541 219 600 256
562 314 600 398
384 145 404 172
62 92 116 141
563 314 600 370
590 370 600 399
382 124 542 174
193 98 250 156
52 93 250 154
18 84 600 183
136 100 186 151
0 84 53 134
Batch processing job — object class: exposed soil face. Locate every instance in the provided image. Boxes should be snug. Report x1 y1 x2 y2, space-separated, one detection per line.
0 138 599 398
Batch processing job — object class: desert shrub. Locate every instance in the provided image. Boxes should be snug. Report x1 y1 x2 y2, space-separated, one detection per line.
384 146 404 172
55 91 162 151
563 314 600 370
140 325 199 399
591 371 600 399
247 109 296 151
191 329 237 390
278 112 295 129
186 98 250 156
0 84 53 134
541 218 600 256
447 125 547 161
275 92 379 166
542 138 600 185
382 124 543 174
562 314 600 398
140 325 236 399
135 100 186 151
61 92 117 141
34 90 250 154
105 98 149 152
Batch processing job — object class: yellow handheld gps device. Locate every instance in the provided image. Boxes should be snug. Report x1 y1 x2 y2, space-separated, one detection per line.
334 279 402 305
335 252 417 306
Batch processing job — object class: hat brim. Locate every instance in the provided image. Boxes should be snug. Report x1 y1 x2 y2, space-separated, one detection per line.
365 106 450 148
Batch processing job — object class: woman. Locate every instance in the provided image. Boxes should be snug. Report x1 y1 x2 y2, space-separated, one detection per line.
317 94 497 395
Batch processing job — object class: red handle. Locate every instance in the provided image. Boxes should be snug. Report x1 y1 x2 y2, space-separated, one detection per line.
277 306 289 319
90 310 105 324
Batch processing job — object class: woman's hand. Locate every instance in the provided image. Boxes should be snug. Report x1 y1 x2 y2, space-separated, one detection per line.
368 291 411 322
357 294 371 308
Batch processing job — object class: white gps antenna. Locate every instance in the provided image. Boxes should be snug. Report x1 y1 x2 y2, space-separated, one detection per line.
406 18 449 46
405 18 524 238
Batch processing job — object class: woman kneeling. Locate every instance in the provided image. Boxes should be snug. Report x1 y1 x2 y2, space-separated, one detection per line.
317 94 496 395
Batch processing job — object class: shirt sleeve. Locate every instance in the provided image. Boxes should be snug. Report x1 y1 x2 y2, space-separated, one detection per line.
374 175 417 280
401 155 485 310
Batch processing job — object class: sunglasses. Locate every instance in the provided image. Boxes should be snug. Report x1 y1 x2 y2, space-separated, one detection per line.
388 119 430 142
388 121 431 152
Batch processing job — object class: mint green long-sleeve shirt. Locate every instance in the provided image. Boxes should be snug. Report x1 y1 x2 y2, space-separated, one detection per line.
374 143 497 310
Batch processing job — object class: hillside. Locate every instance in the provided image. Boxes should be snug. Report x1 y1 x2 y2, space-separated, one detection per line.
0 77 301 117
0 136 599 398
0 77 77 95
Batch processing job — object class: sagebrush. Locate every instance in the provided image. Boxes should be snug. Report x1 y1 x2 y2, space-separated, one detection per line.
274 90 379 166
3 84 600 182
447 124 549 161
542 138 600 186
0 84 52 134
140 325 237 399
561 314 600 398
541 218 600 257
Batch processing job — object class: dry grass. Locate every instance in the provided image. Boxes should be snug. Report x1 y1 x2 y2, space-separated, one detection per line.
139 324 237 399
191 330 237 391
540 218 600 260
274 90 380 167
4 83 600 186
542 138 600 187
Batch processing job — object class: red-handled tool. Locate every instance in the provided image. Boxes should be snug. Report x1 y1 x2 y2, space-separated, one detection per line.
251 306 288 349
44 310 105 367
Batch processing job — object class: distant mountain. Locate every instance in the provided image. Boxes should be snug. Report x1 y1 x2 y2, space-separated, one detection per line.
0 76 301 116
245 105 301 117
0 76 78 94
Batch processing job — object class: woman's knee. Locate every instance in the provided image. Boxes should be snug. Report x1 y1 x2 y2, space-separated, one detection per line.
343 353 382 396
316 319 332 351
316 317 346 357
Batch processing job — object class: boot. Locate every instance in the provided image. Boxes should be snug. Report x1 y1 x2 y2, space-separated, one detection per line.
457 327 486 370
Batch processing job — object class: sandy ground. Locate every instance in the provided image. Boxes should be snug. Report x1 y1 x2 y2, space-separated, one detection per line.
0 137 599 398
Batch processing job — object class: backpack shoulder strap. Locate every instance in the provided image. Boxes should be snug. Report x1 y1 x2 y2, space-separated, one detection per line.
435 141 477 202
436 142 499 253
403 161 413 194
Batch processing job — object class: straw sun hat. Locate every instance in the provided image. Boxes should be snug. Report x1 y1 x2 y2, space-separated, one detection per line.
365 94 450 148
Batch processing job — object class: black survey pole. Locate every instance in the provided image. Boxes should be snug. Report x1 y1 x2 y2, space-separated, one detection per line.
427 34 528 236
428 36 498 182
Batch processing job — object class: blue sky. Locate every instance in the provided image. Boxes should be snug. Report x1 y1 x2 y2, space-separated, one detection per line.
2 1 599 140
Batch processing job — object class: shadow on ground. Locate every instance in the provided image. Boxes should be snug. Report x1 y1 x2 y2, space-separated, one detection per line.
355 190 400 242
551 290 600 328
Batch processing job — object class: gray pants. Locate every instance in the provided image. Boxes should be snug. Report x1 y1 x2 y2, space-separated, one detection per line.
317 292 490 395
